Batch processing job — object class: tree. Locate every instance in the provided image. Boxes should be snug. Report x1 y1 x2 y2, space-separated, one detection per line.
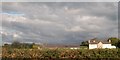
117 40 120 48
11 41 21 48
108 37 120 48
80 41 88 46
11 41 34 49
21 43 33 49
108 37 120 46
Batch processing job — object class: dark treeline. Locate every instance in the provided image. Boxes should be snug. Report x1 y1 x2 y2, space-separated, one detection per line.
3 41 43 49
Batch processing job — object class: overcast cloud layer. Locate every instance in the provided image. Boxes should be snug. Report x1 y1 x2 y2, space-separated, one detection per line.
2 0 119 2
1 2 118 44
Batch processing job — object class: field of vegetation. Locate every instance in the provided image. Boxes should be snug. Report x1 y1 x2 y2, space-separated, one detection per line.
2 47 120 60
2 37 120 60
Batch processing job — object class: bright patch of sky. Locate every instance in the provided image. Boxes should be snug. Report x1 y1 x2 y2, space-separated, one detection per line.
1 12 25 16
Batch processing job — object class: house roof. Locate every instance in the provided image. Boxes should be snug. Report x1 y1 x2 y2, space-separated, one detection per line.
89 38 111 44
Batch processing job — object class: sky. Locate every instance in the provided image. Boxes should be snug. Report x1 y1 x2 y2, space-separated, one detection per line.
1 2 118 45
1 0 119 2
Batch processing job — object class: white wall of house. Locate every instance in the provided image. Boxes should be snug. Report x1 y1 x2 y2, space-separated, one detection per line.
102 44 111 48
110 46 116 48
89 44 116 49
89 44 97 49
102 44 116 49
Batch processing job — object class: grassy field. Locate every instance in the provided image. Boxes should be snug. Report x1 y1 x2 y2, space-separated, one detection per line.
2 47 120 60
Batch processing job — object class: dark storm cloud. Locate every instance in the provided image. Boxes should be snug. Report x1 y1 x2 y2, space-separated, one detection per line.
1 2 118 44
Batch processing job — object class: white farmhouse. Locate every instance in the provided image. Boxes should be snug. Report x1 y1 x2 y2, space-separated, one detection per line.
88 38 116 49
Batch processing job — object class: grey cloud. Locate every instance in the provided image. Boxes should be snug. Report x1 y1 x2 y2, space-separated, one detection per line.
1 2 118 44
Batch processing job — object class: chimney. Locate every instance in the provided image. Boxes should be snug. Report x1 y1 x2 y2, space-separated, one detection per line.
108 40 111 43
93 40 95 42
88 40 90 43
